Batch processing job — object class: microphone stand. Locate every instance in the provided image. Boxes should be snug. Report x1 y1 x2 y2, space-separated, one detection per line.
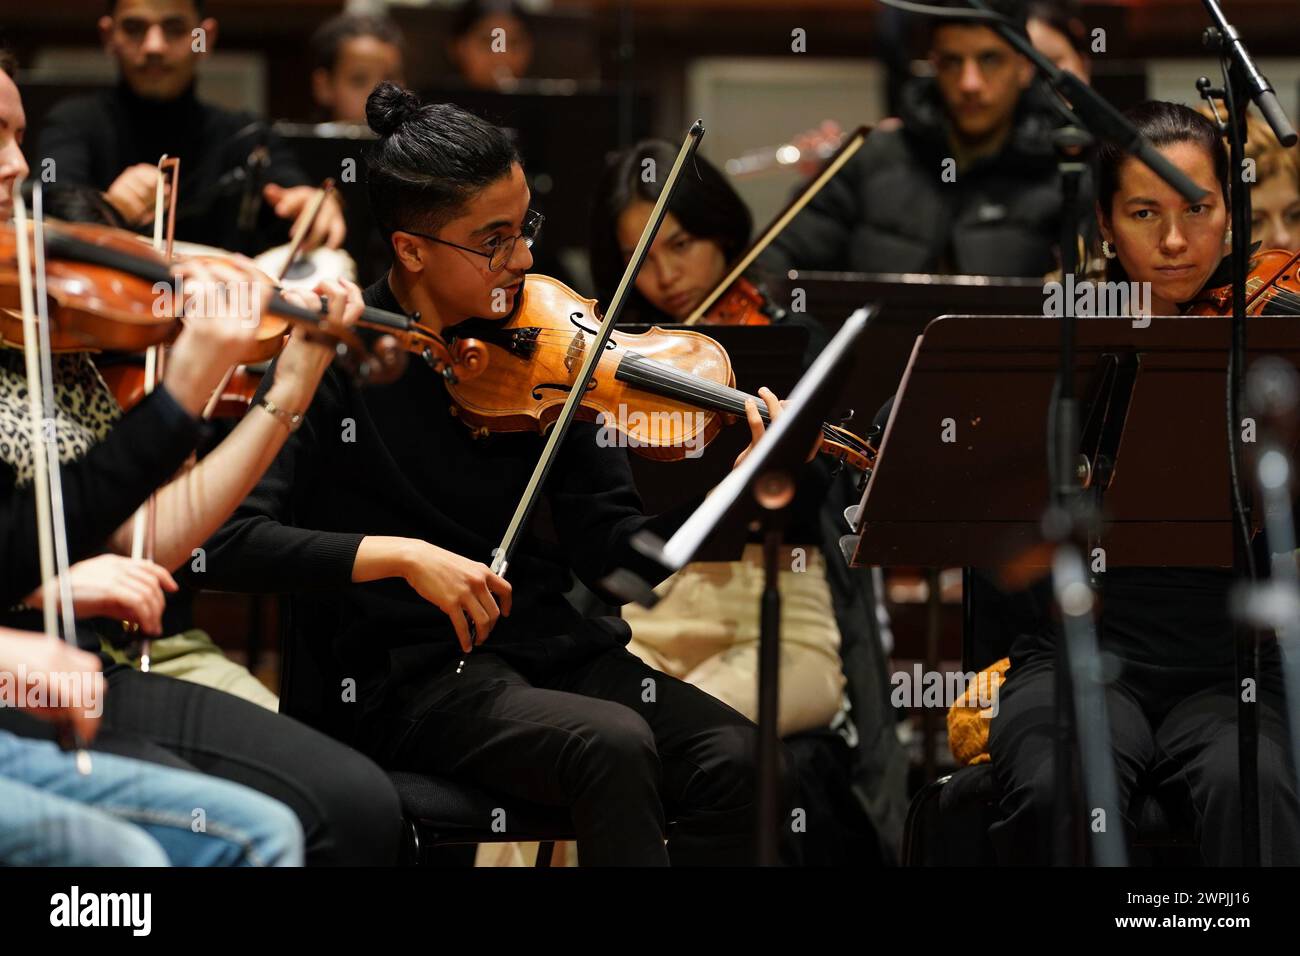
609 308 874 865
1199 0 1297 866
875 0 1213 865
1231 358 1300 868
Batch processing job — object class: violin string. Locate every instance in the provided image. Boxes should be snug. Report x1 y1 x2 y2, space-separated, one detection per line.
448 329 875 457
622 352 839 437
1254 287 1300 313
619 352 849 445
618 352 782 418
617 352 849 445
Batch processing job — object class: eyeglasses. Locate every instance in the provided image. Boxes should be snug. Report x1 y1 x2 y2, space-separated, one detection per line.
400 209 544 273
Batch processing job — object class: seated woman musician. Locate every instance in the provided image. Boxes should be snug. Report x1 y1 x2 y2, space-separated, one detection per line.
587 140 849 739
31 182 278 711
984 100 1300 865
0 82 402 862
199 83 814 866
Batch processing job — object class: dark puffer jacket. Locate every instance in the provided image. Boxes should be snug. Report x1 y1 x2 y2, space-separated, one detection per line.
757 80 1093 278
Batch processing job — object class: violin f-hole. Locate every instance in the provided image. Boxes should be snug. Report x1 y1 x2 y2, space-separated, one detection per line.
531 378 598 400
569 311 616 350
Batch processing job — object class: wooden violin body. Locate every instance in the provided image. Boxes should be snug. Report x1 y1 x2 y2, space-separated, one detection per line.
100 360 263 417
443 274 876 472
1187 247 1300 316
700 275 779 326
446 274 729 460
0 219 377 417
0 221 177 352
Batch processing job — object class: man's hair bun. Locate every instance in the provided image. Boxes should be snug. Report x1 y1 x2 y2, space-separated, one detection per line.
366 81 422 137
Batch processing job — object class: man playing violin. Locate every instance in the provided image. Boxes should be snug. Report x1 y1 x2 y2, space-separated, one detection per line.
200 83 803 866
36 0 345 255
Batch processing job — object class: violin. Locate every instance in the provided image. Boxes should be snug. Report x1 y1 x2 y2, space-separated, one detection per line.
0 220 177 352
697 275 783 326
101 186 356 415
0 220 361 355
0 219 394 418
440 274 875 472
100 359 265 418
1187 247 1300 316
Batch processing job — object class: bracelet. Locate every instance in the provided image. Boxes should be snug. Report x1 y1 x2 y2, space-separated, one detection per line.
258 397 303 433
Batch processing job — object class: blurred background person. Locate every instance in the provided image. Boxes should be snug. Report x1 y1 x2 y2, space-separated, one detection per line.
310 12 406 124
589 140 909 864
1198 104 1300 253
447 0 535 91
757 0 1088 279
1027 0 1091 84
38 0 344 253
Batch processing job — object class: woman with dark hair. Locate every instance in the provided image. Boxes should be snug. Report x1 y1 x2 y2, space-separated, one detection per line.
589 140 753 324
986 100 1300 864
310 12 406 124
588 140 848 735
587 141 910 863
201 83 805 866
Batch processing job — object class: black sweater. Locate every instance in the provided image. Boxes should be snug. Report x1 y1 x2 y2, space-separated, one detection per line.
0 382 201 620
37 82 308 253
201 277 702 739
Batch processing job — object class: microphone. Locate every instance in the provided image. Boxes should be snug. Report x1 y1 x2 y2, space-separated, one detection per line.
236 127 271 244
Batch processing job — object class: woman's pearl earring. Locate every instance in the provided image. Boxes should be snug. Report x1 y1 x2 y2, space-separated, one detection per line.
1101 239 1117 259
1224 228 1233 247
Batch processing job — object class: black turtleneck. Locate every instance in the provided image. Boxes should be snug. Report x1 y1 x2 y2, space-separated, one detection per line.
37 81 309 254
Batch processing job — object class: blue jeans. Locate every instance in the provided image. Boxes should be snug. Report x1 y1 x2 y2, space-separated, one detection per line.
0 730 303 866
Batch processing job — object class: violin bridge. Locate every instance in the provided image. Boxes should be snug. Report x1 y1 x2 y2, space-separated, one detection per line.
564 330 585 375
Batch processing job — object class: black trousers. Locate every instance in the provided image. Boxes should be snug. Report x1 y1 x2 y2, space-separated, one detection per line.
5 665 403 866
375 646 780 866
988 655 1300 865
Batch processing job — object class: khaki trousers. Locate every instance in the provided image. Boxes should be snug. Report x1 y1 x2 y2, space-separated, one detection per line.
622 543 845 737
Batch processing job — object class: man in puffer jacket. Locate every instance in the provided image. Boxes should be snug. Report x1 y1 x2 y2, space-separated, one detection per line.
758 0 1092 279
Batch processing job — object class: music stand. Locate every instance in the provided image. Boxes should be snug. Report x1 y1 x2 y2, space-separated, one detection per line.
771 271 1045 439
607 306 875 865
845 312 1300 864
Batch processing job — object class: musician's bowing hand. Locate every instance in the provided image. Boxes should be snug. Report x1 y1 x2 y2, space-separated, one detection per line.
20 554 178 637
262 184 347 251
733 386 822 470
393 540 512 654
0 628 104 743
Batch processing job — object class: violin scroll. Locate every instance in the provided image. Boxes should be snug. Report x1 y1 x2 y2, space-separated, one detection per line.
444 336 488 382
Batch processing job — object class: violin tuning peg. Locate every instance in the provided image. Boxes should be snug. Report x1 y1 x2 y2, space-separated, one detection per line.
838 408 855 427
